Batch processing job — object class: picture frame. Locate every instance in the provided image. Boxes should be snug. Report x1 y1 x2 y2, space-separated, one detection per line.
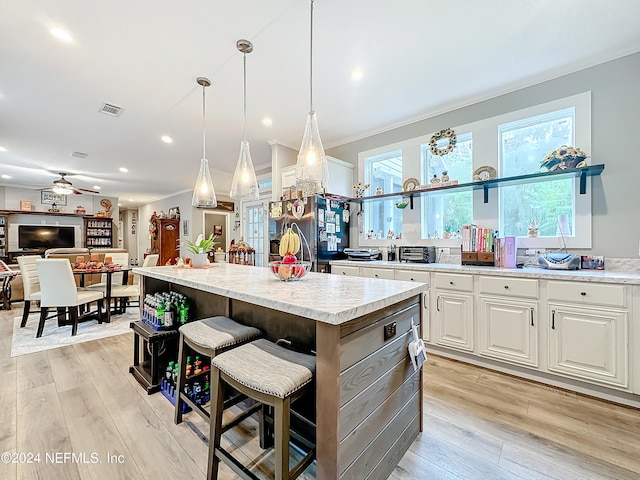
41 191 67 205
214 225 223 236
19 200 32 211
182 219 189 236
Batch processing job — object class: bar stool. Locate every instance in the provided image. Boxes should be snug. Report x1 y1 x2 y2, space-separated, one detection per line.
207 338 316 480
174 316 261 425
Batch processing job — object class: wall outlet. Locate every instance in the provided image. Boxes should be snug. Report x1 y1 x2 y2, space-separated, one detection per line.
384 322 396 341
439 247 450 255
526 248 546 255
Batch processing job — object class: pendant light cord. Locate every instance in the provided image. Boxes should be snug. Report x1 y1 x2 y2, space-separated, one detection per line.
243 51 248 142
309 0 314 115
202 83 206 159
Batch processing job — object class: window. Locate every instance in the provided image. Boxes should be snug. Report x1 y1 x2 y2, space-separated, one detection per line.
499 108 575 237
421 133 473 239
363 150 403 239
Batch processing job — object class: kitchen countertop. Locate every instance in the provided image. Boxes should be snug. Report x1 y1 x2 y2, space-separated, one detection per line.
330 259 640 285
133 263 426 325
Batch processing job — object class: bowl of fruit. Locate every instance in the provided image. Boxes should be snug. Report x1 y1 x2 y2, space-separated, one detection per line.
269 224 312 281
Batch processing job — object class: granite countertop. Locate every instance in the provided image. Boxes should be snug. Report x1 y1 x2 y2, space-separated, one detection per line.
133 263 426 325
330 260 640 285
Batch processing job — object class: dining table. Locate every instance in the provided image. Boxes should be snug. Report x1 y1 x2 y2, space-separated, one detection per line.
72 265 131 323
0 260 18 310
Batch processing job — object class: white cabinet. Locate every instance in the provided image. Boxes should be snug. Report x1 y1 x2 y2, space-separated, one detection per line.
548 303 628 389
280 156 354 197
546 280 629 390
359 266 395 280
433 273 474 352
396 269 430 342
478 276 539 368
478 297 538 368
331 265 360 276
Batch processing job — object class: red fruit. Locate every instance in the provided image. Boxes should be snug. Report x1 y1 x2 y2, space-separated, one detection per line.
270 261 281 274
282 254 297 264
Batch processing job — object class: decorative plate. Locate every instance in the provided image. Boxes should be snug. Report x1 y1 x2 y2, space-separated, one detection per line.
402 178 419 191
473 166 497 181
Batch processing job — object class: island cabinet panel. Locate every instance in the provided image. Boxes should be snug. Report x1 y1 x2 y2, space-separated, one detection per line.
333 300 422 480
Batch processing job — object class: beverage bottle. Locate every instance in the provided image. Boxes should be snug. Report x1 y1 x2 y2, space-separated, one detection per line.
166 361 174 381
156 299 165 326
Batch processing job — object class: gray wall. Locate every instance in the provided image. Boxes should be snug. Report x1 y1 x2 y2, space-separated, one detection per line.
327 52 640 259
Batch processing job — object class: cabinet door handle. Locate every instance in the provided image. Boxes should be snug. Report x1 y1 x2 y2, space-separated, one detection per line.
551 309 556 329
580 291 586 296
437 296 441 311
530 307 534 326
422 292 428 310
342 272 346 275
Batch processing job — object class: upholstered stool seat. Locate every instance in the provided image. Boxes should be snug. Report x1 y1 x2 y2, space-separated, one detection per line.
207 338 316 480
174 316 261 425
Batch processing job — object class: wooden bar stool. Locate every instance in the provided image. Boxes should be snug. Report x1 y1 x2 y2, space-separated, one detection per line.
174 316 261 425
207 338 316 480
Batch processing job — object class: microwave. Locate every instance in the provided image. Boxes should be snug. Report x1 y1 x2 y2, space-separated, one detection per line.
398 246 436 263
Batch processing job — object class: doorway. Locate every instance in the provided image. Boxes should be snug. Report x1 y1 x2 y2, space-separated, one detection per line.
203 211 230 256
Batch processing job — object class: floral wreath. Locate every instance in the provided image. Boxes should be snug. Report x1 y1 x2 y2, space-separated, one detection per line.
429 128 457 156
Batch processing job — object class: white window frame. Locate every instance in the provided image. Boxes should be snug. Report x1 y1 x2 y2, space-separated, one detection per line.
355 92 591 249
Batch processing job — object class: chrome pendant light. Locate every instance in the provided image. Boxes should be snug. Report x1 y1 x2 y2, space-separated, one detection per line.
191 76 218 208
295 0 328 194
230 39 259 200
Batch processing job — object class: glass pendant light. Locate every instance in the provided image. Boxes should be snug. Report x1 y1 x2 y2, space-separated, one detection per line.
295 0 329 194
191 76 218 208
230 39 259 200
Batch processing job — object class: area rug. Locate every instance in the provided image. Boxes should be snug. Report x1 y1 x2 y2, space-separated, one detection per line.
10 309 139 358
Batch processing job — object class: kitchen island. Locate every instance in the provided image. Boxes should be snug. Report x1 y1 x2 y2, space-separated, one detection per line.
133 263 428 480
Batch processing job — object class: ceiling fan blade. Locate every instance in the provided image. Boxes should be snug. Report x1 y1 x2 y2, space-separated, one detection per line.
75 187 99 194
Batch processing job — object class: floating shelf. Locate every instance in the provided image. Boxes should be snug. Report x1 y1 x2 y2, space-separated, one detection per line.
349 164 605 207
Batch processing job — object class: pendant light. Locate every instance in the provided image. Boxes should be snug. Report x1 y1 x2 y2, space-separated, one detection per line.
230 39 259 200
295 0 329 194
191 76 218 208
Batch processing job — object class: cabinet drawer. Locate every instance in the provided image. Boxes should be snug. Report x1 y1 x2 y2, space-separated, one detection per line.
479 276 538 299
332 265 360 276
395 270 430 283
360 267 395 280
547 281 626 307
434 273 473 292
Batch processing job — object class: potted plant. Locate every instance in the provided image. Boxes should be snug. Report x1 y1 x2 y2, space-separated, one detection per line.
443 225 453 239
184 233 218 267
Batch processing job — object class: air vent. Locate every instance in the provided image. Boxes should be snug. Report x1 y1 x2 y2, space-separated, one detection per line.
99 102 124 117
70 151 88 158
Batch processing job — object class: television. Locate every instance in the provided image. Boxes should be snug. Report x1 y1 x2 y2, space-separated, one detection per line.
18 225 75 249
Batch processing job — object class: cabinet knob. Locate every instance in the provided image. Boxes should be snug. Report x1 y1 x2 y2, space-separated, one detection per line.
449 281 454 285
504 285 509 289
580 291 586 296
342 272 346 275
410 277 414 281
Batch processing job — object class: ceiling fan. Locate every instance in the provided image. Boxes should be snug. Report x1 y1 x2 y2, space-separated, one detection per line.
46 172 99 195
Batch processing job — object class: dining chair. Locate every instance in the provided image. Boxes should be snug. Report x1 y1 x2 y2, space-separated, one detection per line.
35 259 105 337
16 255 42 328
109 254 159 312
86 251 129 289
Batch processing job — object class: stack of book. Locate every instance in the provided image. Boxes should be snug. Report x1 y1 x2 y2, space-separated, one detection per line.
461 225 495 266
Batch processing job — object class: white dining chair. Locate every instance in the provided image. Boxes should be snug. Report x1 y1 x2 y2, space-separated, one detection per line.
86 251 130 289
16 255 42 328
35 259 105 337
109 254 159 312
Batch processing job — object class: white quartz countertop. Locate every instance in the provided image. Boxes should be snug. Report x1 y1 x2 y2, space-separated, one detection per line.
133 263 426 325
330 260 640 285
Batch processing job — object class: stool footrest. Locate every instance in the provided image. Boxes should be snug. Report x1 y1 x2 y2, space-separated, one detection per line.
289 449 316 480
178 392 209 421
215 447 261 480
222 402 262 433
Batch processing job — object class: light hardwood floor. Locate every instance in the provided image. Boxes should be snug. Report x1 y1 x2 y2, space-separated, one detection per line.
1 306 639 480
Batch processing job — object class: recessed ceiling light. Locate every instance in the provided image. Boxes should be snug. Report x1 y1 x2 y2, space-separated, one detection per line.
161 135 173 144
128 198 134 202
351 69 364 81
119 167 128 173
50 27 73 43
93 185 101 190
1 174 11 179
262 117 273 126
0 146 7 152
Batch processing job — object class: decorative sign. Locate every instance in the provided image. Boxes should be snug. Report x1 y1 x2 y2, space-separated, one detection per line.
41 191 67 205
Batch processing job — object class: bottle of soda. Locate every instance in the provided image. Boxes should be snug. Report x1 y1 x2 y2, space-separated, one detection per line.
166 361 174 382
156 299 165 327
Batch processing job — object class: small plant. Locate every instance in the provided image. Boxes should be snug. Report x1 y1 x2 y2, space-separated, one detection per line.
184 233 218 254
444 224 453 233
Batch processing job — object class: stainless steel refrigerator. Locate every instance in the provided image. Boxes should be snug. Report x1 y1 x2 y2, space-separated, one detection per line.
268 195 350 273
